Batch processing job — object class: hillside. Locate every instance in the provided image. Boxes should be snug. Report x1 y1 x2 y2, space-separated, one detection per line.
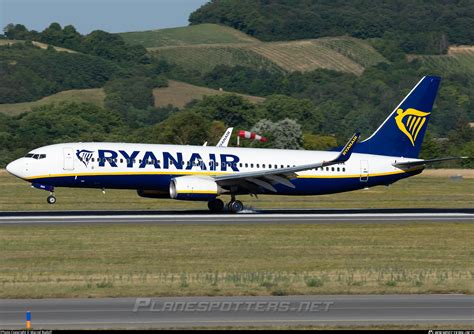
148 36 387 75
409 46 474 75
189 0 474 54
119 23 259 48
0 39 77 53
0 89 105 116
0 81 264 115
153 80 264 108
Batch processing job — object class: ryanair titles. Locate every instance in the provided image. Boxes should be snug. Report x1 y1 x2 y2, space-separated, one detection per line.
78 149 241 172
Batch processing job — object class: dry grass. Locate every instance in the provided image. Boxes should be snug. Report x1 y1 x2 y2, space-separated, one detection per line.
154 80 265 109
0 222 472 298
0 88 105 116
1 169 472 211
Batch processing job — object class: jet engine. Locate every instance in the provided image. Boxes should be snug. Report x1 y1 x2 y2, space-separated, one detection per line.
169 176 224 201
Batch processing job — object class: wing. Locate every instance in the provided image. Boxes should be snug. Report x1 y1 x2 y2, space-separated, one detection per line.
214 132 360 193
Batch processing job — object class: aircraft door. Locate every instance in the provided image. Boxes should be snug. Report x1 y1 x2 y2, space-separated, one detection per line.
63 148 74 170
360 160 369 182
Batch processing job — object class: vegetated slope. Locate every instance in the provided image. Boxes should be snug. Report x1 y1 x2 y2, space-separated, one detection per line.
0 89 105 116
409 46 474 75
0 81 264 115
149 37 387 75
0 39 77 53
153 80 265 109
189 0 474 54
119 23 259 48
149 44 281 74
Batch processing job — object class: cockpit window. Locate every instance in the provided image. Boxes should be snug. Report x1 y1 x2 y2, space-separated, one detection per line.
24 153 46 159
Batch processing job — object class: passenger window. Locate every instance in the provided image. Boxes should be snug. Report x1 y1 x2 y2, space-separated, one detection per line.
343 168 346 172
263 164 266 168
120 159 123 163
245 163 248 168
337 167 340 172
239 163 242 167
257 164 260 168
251 163 254 168
331 167 334 172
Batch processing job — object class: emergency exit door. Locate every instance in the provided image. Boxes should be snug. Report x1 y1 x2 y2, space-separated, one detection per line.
360 160 369 182
63 148 74 170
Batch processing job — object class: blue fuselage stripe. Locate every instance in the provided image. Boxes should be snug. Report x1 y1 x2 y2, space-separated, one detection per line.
30 169 422 196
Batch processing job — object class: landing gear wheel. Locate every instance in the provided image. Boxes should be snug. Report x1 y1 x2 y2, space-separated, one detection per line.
208 198 224 212
228 200 244 213
47 195 56 205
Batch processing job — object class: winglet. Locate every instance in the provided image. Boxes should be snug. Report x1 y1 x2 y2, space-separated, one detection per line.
331 132 360 164
216 127 234 147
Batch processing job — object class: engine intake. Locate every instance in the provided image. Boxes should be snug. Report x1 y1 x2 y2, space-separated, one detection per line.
170 176 223 201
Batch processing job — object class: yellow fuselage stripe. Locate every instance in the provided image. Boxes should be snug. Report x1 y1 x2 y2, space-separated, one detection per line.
25 167 423 181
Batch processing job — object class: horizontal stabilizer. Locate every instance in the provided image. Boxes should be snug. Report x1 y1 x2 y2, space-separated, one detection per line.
393 156 468 168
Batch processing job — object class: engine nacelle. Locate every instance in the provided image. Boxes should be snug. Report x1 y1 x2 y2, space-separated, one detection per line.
170 176 223 201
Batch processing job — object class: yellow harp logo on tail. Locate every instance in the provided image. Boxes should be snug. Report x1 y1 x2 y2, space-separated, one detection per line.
395 108 430 146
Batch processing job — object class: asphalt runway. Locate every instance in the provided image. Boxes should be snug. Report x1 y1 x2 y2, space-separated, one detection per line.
0 208 473 225
1 295 472 329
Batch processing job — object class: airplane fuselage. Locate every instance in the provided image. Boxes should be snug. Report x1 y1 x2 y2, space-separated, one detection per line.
7 142 423 197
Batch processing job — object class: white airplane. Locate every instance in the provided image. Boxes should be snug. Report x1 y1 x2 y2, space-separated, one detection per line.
6 76 462 213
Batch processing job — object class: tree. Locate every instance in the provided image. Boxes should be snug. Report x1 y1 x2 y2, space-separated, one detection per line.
251 118 303 149
146 111 212 145
303 133 337 150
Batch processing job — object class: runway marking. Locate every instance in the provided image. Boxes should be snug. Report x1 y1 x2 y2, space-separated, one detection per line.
2 306 472 314
2 318 473 326
1 213 472 220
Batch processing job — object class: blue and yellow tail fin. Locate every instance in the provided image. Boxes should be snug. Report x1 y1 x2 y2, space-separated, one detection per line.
355 76 441 158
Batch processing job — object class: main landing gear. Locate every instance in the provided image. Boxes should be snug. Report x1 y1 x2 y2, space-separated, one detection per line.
47 193 56 205
207 195 244 213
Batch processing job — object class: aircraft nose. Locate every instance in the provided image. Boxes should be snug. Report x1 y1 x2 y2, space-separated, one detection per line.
6 159 22 178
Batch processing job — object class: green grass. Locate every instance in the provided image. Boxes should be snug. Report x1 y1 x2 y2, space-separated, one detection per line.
0 222 472 298
1 170 472 298
0 88 105 116
148 36 387 75
1 170 472 211
119 23 259 48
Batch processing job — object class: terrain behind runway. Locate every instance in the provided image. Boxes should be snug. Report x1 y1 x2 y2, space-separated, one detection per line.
1 295 472 329
0 208 473 225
